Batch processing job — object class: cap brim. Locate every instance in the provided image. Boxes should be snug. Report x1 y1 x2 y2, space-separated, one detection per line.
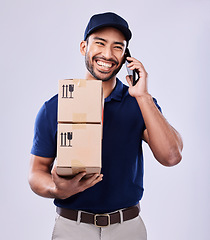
85 23 132 42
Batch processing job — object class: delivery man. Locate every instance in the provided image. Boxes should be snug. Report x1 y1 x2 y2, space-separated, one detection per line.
28 12 183 240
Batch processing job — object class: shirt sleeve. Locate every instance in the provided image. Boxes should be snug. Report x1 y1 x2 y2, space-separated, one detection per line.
153 97 162 113
31 102 57 158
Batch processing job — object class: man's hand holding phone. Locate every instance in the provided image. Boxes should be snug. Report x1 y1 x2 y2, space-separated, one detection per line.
125 56 149 99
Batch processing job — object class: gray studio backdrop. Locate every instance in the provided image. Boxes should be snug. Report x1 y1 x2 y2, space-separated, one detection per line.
1 0 209 239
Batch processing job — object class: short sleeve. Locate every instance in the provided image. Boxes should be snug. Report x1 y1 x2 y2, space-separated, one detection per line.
31 101 57 158
153 97 162 113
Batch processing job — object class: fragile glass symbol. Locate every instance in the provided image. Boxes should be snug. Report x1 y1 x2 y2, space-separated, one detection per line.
60 132 73 147
62 84 74 98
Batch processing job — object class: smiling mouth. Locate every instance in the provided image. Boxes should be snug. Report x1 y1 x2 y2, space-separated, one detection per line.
96 60 114 71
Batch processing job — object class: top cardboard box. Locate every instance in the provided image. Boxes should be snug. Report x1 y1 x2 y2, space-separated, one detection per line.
58 79 103 123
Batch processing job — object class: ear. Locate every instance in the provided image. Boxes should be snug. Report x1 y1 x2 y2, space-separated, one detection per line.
80 40 87 56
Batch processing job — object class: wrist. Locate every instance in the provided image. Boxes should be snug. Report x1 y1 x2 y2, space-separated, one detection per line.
135 93 152 102
49 185 73 200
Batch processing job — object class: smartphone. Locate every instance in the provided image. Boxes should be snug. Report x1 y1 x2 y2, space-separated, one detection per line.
125 49 139 86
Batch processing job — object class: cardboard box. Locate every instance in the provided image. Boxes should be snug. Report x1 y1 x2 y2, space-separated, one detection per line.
58 79 103 123
56 123 102 176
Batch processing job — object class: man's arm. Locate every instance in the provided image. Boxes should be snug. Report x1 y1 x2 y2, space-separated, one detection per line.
139 96 183 166
28 154 103 199
126 57 183 166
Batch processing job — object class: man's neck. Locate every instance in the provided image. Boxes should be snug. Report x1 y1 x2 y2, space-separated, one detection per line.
85 72 117 99
102 78 116 99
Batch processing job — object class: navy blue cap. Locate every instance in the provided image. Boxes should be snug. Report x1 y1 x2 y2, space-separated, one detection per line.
84 12 132 42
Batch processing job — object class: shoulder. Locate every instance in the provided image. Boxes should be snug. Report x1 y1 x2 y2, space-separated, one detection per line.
31 94 58 158
41 94 58 118
35 94 58 127
44 94 58 110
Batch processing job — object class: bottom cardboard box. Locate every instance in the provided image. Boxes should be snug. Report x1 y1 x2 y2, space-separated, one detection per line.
56 123 102 177
56 166 101 177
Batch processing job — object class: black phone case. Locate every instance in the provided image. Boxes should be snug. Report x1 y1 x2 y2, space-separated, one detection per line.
125 49 139 86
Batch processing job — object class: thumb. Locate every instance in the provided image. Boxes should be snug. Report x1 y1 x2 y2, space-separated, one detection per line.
51 165 60 181
51 165 56 175
126 75 133 87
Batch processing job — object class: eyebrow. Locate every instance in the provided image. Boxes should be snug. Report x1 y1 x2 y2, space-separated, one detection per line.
114 41 125 47
93 37 125 47
93 37 107 42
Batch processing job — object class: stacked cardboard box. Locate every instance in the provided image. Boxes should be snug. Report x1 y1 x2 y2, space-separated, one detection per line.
56 79 103 177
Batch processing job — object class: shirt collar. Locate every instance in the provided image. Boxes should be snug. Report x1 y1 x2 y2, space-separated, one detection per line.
104 78 124 103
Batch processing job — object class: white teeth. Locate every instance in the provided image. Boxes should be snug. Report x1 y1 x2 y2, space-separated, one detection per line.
97 61 112 68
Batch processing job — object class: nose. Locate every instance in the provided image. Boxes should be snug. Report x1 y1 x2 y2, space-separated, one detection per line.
102 47 113 60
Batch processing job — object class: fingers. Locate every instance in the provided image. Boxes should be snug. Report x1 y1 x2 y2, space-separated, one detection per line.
126 56 140 63
74 171 87 181
83 173 103 185
90 174 103 186
127 62 143 72
126 58 148 84
86 174 103 185
126 57 146 72
79 173 103 192
126 75 133 87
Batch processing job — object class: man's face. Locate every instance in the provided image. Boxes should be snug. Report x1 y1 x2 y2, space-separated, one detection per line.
83 27 127 81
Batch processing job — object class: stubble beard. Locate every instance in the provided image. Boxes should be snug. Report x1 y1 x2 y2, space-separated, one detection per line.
85 52 124 82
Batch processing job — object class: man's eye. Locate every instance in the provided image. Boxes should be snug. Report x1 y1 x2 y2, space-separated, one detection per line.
114 46 123 50
96 42 104 46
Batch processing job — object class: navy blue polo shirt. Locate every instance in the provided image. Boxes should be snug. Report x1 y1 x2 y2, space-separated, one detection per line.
31 78 161 214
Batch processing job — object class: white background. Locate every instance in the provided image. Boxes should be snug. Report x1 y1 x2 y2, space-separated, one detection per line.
1 0 210 239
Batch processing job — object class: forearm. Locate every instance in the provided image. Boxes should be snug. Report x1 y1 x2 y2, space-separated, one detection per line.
28 170 56 198
136 94 183 166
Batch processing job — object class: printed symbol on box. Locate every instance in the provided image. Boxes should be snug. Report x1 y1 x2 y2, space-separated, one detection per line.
62 84 74 98
60 132 73 147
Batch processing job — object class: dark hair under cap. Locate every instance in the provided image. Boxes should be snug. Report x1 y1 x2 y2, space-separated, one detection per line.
84 12 132 42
